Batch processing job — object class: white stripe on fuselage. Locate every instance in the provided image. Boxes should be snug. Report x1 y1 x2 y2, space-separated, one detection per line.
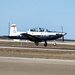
27 31 57 36
10 31 62 36
16 31 60 36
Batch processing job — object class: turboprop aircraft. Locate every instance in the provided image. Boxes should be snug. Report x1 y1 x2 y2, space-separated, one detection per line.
8 24 66 46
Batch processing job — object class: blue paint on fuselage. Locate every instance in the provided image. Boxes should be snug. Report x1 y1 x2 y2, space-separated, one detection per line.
37 35 63 40
8 34 63 42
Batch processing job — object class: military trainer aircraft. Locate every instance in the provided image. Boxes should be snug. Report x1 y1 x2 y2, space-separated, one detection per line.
8 24 66 46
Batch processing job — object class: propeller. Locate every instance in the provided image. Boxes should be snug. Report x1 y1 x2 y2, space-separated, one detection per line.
61 26 64 42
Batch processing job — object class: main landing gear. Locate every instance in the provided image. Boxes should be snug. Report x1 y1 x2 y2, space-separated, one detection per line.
44 41 47 47
35 40 57 47
35 41 47 47
35 41 39 46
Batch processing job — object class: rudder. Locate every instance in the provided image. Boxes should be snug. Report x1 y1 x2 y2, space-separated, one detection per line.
9 24 17 36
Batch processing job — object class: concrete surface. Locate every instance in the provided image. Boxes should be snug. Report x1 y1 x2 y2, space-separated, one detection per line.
0 57 75 75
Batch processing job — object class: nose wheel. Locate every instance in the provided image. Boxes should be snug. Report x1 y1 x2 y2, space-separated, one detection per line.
54 40 57 46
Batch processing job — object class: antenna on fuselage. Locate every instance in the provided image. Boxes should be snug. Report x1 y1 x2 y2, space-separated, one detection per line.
8 22 10 36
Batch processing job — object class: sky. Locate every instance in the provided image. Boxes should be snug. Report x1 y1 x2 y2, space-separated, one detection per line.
0 0 75 39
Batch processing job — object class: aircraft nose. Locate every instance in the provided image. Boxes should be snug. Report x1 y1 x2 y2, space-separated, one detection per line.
56 32 67 36
61 32 67 36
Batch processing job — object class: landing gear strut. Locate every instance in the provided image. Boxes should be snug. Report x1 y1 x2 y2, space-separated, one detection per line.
54 40 57 46
44 41 47 47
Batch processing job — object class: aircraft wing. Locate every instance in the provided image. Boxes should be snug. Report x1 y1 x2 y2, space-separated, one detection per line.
21 33 43 42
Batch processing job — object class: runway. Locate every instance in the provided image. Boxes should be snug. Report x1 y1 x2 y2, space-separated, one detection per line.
0 57 75 75
1 39 75 45
0 45 75 52
0 40 75 75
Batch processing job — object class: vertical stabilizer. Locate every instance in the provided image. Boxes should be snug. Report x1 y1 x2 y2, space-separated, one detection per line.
9 24 17 36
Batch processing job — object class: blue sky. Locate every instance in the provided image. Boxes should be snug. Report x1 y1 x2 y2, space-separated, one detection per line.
0 0 75 39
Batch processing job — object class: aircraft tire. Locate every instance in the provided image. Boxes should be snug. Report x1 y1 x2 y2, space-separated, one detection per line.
44 41 47 47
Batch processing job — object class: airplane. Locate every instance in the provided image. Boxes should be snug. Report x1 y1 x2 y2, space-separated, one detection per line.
8 24 67 46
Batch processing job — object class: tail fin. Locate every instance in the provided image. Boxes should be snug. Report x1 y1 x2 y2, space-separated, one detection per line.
9 24 17 36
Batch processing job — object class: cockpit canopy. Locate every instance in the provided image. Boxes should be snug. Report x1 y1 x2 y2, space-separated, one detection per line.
29 27 50 32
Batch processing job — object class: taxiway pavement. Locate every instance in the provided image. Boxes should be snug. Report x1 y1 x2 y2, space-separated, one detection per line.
0 57 75 75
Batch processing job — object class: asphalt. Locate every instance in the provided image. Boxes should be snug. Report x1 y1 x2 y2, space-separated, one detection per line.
0 57 75 75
